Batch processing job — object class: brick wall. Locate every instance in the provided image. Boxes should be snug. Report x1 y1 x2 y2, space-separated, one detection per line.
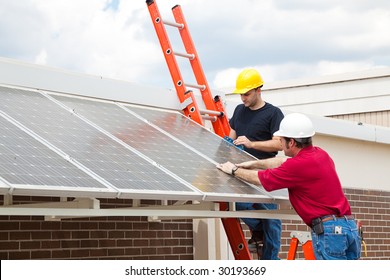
0 197 193 260
1 188 390 260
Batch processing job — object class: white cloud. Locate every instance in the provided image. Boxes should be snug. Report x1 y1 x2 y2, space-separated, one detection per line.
1 0 389 90
315 60 378 76
213 68 243 91
35 49 48 65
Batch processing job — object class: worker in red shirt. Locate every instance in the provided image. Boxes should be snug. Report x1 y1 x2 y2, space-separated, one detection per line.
217 113 361 260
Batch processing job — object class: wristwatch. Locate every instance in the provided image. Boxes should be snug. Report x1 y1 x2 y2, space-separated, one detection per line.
231 166 239 175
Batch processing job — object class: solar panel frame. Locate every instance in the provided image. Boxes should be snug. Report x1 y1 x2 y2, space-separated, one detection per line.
0 110 119 198
124 105 289 200
0 86 204 201
0 84 288 204
50 93 286 203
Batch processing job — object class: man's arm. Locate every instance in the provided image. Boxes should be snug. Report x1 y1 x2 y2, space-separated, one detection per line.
237 157 287 170
216 161 261 185
233 136 282 152
229 128 237 140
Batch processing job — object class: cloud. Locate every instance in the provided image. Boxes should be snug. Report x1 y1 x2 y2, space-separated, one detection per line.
1 0 389 90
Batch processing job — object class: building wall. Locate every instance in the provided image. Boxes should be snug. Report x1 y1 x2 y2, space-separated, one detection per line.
1 188 390 260
331 110 390 128
0 197 194 260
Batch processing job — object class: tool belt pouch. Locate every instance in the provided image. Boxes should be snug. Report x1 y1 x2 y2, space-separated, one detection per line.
312 218 324 235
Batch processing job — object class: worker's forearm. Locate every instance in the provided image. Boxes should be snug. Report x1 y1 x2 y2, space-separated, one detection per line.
233 168 261 185
216 161 261 185
237 157 286 170
229 129 237 139
260 157 286 169
249 139 282 152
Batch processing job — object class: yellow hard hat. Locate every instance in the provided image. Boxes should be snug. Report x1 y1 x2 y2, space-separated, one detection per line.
233 68 264 94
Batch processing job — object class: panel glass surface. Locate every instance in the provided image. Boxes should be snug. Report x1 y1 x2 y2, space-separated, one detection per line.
0 116 109 190
128 106 254 162
0 87 197 197
52 95 272 198
127 106 288 199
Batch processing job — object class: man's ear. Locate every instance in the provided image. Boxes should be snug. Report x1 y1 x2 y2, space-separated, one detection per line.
289 138 295 148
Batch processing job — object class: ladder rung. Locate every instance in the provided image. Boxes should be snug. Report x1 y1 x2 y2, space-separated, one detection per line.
201 115 217 122
199 109 223 117
185 83 206 91
174 51 195 60
162 19 184 29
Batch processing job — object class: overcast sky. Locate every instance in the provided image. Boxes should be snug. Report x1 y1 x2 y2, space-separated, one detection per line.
1 0 390 90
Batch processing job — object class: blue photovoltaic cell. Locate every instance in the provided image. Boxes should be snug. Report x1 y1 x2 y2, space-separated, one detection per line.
0 87 199 198
52 95 274 199
0 116 110 192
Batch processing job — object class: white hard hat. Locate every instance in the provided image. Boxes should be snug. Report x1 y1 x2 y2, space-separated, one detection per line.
274 113 315 138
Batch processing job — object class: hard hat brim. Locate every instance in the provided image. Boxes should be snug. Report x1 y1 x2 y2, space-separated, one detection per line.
232 88 248 94
273 130 315 138
273 130 284 137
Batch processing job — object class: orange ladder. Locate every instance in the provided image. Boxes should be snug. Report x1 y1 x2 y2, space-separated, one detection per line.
145 0 230 137
287 231 316 260
146 0 251 260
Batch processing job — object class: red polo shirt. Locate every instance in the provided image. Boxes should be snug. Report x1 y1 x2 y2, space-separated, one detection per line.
258 146 351 226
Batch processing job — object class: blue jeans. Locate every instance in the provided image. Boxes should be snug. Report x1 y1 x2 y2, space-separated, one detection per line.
236 202 282 260
311 216 361 260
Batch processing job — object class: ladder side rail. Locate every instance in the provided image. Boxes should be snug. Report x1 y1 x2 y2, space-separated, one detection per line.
287 237 299 260
171 5 230 137
146 0 204 126
219 202 252 260
302 240 316 260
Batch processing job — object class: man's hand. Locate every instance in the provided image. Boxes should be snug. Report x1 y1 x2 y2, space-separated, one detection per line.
216 161 236 175
233 136 253 148
217 161 262 185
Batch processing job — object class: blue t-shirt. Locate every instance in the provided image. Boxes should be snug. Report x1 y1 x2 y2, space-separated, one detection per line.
229 102 284 159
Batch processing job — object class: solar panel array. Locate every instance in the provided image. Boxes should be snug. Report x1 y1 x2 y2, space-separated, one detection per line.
0 116 113 196
0 85 288 203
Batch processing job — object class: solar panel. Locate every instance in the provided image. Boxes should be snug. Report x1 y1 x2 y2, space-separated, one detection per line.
126 105 288 200
0 86 202 200
0 84 287 203
51 94 283 202
128 106 256 163
0 114 115 197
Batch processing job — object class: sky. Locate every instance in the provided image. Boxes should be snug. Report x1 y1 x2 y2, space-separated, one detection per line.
1 0 390 91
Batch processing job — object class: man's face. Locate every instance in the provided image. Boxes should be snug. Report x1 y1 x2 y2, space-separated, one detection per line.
240 88 259 108
281 137 294 157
